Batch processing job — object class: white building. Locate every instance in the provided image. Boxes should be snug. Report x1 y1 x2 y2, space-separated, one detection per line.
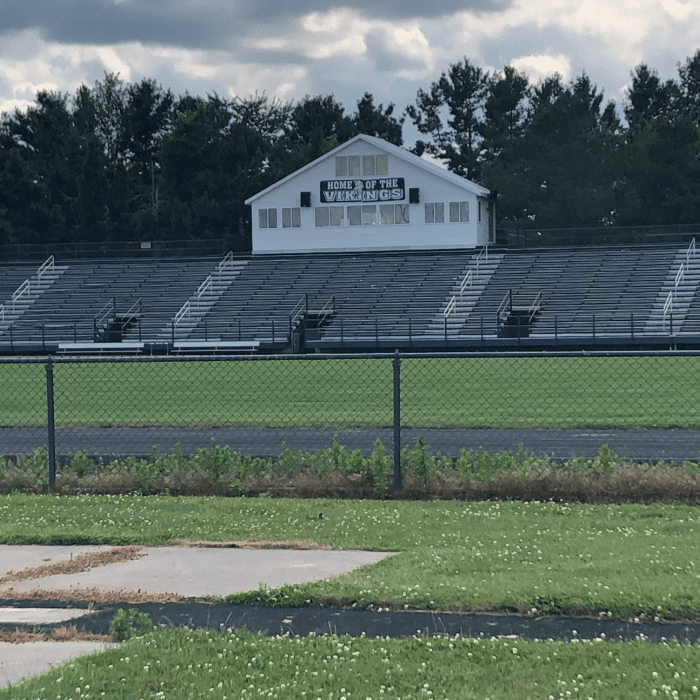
246 134 495 255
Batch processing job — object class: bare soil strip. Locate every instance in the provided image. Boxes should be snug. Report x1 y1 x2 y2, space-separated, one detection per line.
0 546 146 585
171 539 334 550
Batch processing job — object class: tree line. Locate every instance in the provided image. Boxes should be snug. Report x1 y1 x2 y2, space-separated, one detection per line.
2 52 700 250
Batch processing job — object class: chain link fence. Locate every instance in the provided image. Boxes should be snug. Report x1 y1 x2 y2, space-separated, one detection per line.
2 351 700 495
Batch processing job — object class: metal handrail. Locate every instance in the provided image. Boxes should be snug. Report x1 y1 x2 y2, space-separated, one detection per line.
11 279 31 312
475 245 488 275
444 295 457 318
94 298 115 330
174 301 191 326
218 251 235 282
37 255 55 282
528 291 543 322
121 298 142 327
497 289 512 325
315 295 335 324
289 295 308 331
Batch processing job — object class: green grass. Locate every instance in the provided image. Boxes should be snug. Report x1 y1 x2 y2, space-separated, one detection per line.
3 494 700 699
2 355 700 428
2 494 700 621
3 627 700 700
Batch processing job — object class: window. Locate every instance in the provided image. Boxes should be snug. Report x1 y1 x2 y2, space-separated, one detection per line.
315 206 344 227
330 206 344 226
449 201 469 223
282 208 301 228
425 203 444 224
259 208 277 228
362 205 377 225
336 154 387 177
315 207 329 227
380 204 394 225
348 205 361 226
383 204 409 224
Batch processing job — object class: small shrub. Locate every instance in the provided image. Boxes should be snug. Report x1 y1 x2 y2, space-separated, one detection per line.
123 456 158 493
68 450 92 479
110 608 154 641
405 436 436 484
367 438 391 493
591 443 618 472
192 439 236 483
277 445 306 477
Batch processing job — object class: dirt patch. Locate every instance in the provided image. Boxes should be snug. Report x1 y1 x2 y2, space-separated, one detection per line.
0 546 172 604
0 625 113 644
0 586 186 604
171 539 334 550
0 546 146 586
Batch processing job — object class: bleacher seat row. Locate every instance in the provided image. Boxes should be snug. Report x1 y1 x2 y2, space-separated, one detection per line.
0 243 699 354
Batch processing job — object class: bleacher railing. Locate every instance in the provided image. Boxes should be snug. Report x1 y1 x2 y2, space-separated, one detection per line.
663 237 696 332
444 245 489 320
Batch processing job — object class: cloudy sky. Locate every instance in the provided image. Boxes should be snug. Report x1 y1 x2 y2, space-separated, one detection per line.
1 0 699 144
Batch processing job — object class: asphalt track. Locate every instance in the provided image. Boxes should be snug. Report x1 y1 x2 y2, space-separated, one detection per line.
2 426 700 462
4 598 700 644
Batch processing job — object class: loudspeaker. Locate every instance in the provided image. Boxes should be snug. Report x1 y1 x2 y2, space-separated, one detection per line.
409 188 420 204
300 192 311 207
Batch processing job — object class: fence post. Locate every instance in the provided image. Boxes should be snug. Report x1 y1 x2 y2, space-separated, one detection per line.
45 357 56 487
392 349 402 492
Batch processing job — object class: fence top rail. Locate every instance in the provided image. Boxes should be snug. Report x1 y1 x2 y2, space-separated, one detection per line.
4 349 700 365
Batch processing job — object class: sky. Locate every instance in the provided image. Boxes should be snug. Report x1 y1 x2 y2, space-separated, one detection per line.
1 0 700 146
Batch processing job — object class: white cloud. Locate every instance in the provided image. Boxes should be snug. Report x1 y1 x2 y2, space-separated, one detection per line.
511 53 571 83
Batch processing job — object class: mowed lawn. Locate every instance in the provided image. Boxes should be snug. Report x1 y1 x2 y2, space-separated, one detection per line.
2 494 700 621
3 494 700 700
2 354 700 428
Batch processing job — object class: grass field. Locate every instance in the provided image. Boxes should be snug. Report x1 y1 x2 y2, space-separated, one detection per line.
2 494 700 699
3 628 700 700
2 354 700 429
2 494 700 621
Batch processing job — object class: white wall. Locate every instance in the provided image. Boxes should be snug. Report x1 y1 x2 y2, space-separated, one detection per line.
251 139 489 254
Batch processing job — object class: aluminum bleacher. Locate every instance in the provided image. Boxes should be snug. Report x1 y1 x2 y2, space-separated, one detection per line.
0 242 699 354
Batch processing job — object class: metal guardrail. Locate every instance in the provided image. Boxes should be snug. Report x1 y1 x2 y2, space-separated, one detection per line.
444 246 489 320
173 252 236 330
528 291 543 322
289 295 308 333
663 237 696 331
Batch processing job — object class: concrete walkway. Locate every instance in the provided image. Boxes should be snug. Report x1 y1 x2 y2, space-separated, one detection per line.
0 544 391 688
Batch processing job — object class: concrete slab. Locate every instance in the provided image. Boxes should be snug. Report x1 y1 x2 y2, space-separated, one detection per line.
1 546 391 598
0 544 394 689
0 641 117 688
0 608 91 624
0 545 113 578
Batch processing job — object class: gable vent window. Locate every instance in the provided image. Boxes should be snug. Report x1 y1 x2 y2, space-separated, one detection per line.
335 154 387 177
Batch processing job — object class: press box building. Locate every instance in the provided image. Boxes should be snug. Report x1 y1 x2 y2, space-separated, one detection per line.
246 134 495 255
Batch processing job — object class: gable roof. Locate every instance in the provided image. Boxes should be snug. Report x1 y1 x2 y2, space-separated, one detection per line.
244 133 490 205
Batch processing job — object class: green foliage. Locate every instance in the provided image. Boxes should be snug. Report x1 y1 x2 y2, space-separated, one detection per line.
123 456 158 493
192 439 235 483
109 608 154 641
367 438 391 491
591 443 618 472
67 450 92 478
404 436 436 483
